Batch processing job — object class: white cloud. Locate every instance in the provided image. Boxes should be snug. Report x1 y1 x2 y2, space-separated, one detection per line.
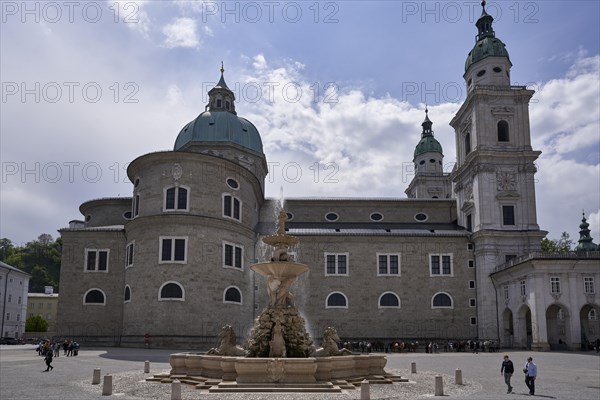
252 54 268 70
203 26 214 37
162 17 199 48
109 0 151 37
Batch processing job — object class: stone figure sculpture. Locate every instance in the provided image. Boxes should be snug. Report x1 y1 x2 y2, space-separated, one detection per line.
206 325 246 356
313 327 353 357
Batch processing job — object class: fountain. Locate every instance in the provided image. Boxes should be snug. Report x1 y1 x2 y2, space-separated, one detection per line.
156 208 405 392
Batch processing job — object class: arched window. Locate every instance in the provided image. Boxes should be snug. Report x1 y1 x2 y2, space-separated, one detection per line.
164 186 189 211
465 133 471 155
159 281 185 301
223 286 242 304
378 292 400 308
497 120 509 142
432 292 453 308
326 292 348 309
589 309 598 321
83 289 106 305
124 285 131 303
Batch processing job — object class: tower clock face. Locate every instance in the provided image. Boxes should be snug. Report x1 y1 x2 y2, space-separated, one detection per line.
497 172 516 191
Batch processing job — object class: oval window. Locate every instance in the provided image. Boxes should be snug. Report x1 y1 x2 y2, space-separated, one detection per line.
477 70 486 77
85 215 92 222
123 211 132 220
325 212 339 222
134 178 140 188
493 67 502 73
370 212 384 222
419 160 425 165
286 212 294 221
429 159 436 163
226 178 239 190
414 213 428 222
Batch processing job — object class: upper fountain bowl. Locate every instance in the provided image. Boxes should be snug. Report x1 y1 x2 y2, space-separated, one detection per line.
262 233 299 247
251 261 309 280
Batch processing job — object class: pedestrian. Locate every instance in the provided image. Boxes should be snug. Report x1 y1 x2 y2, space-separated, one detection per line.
595 338 600 353
44 350 53 371
501 354 514 393
523 356 537 395
53 342 60 357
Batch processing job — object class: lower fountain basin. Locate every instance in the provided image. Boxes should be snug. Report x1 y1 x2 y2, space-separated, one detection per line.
169 353 388 383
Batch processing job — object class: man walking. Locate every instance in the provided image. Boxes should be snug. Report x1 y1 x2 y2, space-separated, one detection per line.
501 354 514 393
523 356 537 395
44 350 53 372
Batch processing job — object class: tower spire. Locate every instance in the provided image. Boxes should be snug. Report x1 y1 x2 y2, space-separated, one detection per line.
575 212 600 251
206 61 236 114
476 0 495 41
421 106 433 138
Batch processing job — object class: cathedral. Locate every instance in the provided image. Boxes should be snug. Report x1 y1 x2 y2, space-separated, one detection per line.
56 3 599 351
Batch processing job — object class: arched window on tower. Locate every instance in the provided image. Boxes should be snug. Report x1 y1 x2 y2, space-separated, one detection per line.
497 120 509 142
465 133 471 156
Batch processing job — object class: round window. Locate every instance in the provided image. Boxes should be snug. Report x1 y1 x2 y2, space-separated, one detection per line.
286 212 294 221
414 213 428 222
226 178 239 190
370 212 384 222
123 211 132 220
85 215 92 222
477 70 486 77
325 212 339 222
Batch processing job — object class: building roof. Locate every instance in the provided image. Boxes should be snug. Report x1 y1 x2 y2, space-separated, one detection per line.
0 261 30 276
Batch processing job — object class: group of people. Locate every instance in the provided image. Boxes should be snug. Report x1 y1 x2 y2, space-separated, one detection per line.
37 339 81 372
501 354 538 395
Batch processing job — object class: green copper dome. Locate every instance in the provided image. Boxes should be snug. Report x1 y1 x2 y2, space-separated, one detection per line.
414 136 443 158
414 109 443 158
465 1 511 72
174 66 264 154
465 37 511 72
174 111 264 154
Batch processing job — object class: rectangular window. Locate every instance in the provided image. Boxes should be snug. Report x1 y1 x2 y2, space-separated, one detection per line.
6 313 9 321
126 242 135 267
324 253 349 276
429 254 453 276
468 259 474 268
520 279 527 296
505 254 517 263
503 285 509 300
469 298 476 307
18 296 21 304
466 214 472 232
502 205 515 226
467 243 474 250
165 188 175 209
178 188 188 210
159 237 187 263
550 277 561 294
223 195 242 221
8 294 11 303
470 317 477 325
16 314 20 321
223 242 243 269
377 253 400 276
469 280 476 289
584 277 595 294
85 249 109 272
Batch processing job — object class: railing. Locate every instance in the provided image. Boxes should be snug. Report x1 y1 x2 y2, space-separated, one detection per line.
472 84 528 92
493 251 600 273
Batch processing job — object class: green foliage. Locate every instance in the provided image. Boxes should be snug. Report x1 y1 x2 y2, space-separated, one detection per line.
25 315 49 332
0 234 62 292
541 232 573 253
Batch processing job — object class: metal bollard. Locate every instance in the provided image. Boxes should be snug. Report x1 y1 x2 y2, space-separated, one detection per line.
360 379 370 400
144 360 150 373
171 379 182 400
455 368 463 385
411 362 417 374
434 375 444 396
102 374 112 396
92 368 101 385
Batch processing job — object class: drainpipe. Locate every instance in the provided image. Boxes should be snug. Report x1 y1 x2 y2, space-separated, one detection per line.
490 274 501 345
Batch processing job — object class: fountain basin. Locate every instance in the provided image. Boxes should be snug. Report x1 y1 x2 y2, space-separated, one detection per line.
168 353 388 383
250 261 309 280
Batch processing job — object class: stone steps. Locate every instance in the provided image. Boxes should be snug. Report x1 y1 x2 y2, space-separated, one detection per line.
208 382 343 393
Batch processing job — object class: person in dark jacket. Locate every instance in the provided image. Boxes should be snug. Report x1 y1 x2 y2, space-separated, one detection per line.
44 350 53 371
501 354 514 393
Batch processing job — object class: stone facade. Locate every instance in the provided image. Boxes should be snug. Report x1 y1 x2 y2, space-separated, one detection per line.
0 262 30 339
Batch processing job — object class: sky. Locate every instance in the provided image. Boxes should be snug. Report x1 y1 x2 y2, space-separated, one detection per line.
1 0 599 247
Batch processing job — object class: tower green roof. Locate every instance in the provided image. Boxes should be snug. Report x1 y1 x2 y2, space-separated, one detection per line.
414 108 443 158
464 1 511 72
575 213 599 251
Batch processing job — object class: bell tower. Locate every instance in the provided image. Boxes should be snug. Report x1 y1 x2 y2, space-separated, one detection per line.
450 1 547 341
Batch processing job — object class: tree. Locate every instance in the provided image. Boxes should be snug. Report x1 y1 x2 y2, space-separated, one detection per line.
0 238 14 261
541 232 573 253
26 315 49 332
